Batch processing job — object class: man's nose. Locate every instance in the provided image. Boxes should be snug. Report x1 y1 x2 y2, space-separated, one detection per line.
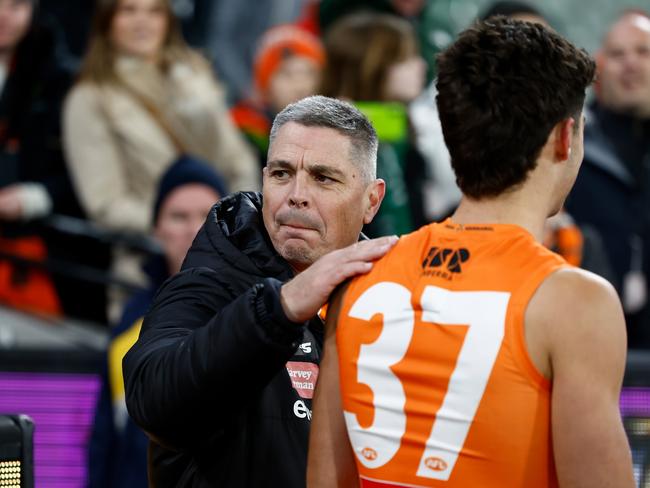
622 51 643 70
288 172 310 208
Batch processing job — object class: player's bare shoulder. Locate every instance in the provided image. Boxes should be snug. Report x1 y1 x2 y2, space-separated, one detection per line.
526 266 626 377
531 267 623 327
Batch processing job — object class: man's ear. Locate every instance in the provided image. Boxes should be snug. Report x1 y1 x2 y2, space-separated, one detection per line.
363 179 386 225
555 117 575 162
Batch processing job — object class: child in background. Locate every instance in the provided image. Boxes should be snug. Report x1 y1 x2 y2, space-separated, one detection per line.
231 25 324 168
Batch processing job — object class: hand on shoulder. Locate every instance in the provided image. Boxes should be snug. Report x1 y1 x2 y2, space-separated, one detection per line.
280 235 399 323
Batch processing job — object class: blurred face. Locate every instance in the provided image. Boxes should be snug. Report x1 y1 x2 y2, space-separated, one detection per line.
598 14 650 116
262 122 383 271
267 56 322 114
0 0 32 55
391 0 426 17
154 183 219 274
110 0 168 61
383 55 426 103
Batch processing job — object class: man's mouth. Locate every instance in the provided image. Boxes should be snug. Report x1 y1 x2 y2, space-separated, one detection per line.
280 223 315 233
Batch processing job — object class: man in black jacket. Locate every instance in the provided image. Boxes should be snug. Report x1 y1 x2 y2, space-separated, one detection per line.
123 96 394 487
566 10 650 348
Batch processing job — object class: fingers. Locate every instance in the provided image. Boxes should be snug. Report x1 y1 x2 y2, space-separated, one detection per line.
334 261 374 282
321 236 398 280
279 236 400 323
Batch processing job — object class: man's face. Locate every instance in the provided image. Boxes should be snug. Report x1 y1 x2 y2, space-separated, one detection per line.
598 14 650 116
155 183 220 274
262 122 381 272
0 0 32 54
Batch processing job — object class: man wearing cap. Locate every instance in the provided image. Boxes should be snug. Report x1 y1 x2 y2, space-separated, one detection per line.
89 157 227 488
123 96 392 487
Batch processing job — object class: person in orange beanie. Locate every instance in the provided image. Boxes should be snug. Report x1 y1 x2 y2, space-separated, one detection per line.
231 25 325 167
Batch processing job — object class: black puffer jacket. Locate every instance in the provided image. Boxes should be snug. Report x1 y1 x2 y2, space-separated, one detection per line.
123 192 323 487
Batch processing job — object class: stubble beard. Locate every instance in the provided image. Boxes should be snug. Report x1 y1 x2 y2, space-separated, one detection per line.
280 241 316 272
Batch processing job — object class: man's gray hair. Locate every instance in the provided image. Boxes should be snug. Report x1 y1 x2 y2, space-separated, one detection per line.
269 96 378 182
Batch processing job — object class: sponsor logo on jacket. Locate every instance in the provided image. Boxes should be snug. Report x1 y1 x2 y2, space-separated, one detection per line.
286 361 319 399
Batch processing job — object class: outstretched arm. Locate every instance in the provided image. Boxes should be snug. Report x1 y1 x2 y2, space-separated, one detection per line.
123 230 398 451
307 284 359 488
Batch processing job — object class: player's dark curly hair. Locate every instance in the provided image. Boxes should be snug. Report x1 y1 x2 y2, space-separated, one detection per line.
436 17 596 199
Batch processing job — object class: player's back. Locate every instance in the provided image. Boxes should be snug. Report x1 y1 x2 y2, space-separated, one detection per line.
336 220 568 487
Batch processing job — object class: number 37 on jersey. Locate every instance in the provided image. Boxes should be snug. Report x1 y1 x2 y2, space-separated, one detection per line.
337 281 511 485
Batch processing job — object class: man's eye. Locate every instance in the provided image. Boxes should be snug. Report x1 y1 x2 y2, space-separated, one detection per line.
638 46 650 57
314 174 334 183
607 49 624 60
271 170 290 179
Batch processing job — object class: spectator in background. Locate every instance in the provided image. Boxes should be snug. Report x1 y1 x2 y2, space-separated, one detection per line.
321 12 427 237
0 0 91 317
567 10 650 349
231 25 324 168
317 0 454 84
190 0 307 104
88 157 225 488
63 0 258 320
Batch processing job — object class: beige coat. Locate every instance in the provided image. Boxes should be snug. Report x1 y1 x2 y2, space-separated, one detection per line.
63 56 259 233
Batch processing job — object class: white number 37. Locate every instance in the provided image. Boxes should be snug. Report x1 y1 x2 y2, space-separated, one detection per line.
343 282 510 481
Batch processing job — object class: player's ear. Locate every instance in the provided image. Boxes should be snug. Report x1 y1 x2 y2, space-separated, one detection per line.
363 179 385 225
554 117 575 162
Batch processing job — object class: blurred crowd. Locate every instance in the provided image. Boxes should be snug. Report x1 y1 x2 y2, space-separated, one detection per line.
0 0 650 485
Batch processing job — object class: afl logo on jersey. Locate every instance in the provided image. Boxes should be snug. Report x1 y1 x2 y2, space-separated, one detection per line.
361 447 378 461
424 457 448 472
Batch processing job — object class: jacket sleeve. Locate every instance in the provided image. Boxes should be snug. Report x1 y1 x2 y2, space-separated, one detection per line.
123 267 304 450
63 84 151 232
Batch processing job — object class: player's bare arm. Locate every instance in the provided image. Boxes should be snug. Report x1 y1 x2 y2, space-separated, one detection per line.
307 283 359 488
526 268 635 488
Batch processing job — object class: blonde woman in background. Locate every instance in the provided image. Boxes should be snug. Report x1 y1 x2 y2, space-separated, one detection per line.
63 0 259 321
64 0 258 235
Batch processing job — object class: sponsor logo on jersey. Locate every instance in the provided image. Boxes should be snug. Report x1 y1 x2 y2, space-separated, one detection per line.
299 342 312 354
424 457 448 472
422 247 470 279
286 361 319 399
361 447 378 461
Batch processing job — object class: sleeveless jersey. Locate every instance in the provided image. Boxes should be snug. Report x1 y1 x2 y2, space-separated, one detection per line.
336 220 568 487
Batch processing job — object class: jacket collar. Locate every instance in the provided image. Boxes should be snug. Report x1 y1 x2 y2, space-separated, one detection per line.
207 191 294 281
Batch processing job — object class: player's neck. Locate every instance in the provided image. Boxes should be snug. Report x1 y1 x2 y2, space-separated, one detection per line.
451 191 548 242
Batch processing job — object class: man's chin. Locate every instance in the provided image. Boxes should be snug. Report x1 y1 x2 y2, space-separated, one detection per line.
280 241 317 271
